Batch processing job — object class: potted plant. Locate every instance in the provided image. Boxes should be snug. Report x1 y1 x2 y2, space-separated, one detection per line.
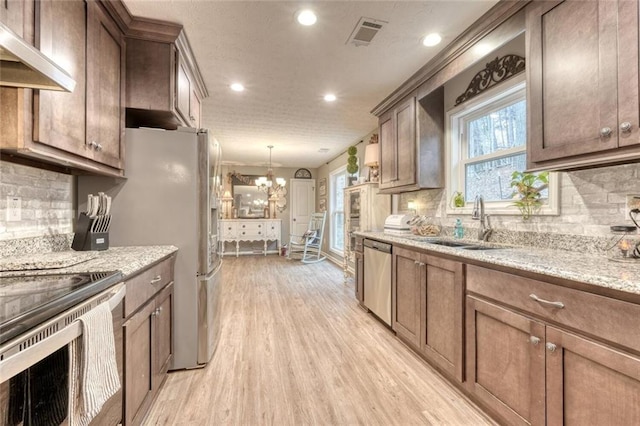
346 146 359 185
510 171 549 219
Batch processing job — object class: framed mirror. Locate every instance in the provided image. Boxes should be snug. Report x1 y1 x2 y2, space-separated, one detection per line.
230 174 268 218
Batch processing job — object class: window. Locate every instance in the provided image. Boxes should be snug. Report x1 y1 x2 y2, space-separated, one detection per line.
329 166 347 254
447 75 557 215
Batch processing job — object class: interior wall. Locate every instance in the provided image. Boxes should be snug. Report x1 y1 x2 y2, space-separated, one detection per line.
0 161 74 240
399 161 640 237
220 165 318 252
316 129 377 260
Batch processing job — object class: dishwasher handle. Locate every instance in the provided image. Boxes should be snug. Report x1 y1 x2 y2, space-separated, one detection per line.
364 239 392 253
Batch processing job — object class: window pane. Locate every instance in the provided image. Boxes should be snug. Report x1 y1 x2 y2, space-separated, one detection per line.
333 212 344 251
467 99 526 159
465 153 526 202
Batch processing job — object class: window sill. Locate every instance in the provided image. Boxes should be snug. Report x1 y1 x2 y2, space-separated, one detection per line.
445 205 559 217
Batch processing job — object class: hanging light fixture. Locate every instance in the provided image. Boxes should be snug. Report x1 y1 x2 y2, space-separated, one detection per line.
256 145 286 194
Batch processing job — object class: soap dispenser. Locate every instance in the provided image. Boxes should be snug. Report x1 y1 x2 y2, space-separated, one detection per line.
454 218 464 239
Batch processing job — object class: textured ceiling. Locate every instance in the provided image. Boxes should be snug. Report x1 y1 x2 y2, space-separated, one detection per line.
123 0 499 168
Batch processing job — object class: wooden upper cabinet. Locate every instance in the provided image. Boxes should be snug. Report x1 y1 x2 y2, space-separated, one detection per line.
86 0 125 170
0 0 25 36
34 0 87 157
527 0 640 170
0 0 125 176
125 28 207 130
377 87 444 193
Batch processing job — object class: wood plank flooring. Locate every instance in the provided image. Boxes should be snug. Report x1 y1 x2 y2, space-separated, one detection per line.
143 256 496 425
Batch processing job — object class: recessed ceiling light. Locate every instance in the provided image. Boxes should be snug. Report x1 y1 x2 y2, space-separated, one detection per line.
422 33 442 47
230 83 245 92
297 10 317 26
324 94 337 102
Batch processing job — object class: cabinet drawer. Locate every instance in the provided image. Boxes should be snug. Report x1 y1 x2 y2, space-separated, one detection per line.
467 265 640 353
125 256 175 318
238 222 263 233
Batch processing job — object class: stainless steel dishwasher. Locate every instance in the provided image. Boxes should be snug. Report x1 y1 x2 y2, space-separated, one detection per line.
363 239 392 326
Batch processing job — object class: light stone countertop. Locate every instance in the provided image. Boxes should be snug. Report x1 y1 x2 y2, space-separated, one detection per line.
357 232 640 298
0 246 178 278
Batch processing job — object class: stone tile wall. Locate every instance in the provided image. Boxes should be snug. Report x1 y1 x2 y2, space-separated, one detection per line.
400 163 640 252
0 161 74 240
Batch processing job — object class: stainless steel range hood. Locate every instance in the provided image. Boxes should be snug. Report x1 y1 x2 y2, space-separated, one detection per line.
0 21 76 92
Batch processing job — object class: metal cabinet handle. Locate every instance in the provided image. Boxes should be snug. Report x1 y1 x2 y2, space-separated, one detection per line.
546 342 557 352
530 336 540 346
88 141 98 149
620 122 632 133
419 262 425 267
529 293 564 309
150 275 162 284
190 115 195 122
600 127 612 137
96 143 103 151
414 260 420 265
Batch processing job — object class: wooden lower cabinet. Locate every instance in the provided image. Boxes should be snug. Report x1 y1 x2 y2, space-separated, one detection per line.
545 327 640 425
466 296 545 425
392 246 464 381
466 296 640 425
392 247 422 349
123 258 174 426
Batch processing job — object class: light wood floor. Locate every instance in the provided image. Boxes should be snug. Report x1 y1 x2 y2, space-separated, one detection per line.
144 256 496 425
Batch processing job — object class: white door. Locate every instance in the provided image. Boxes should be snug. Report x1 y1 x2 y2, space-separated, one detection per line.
290 179 315 236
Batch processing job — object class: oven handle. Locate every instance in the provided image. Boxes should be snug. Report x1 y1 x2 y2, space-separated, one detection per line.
0 283 126 383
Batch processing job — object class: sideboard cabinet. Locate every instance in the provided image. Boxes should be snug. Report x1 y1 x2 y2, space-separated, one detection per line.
219 219 282 257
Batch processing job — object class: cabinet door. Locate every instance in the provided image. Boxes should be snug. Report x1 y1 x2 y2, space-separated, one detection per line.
124 300 156 426
394 96 416 187
392 247 422 349
189 86 201 128
1 0 25 36
617 0 640 148
527 0 619 163
176 58 191 125
378 112 396 189
86 0 124 169
154 282 173 389
546 326 640 425
421 255 464 382
34 0 87 157
355 251 364 303
466 296 545 426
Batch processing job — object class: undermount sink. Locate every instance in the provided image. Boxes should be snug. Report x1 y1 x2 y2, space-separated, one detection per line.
460 245 502 250
426 240 503 250
427 240 469 247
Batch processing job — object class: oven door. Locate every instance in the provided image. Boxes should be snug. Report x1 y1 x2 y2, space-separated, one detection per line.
0 284 125 425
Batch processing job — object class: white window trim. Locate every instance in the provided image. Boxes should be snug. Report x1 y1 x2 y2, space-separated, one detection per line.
329 165 347 257
445 74 559 216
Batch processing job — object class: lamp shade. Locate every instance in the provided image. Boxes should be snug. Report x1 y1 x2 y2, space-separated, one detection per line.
364 143 379 167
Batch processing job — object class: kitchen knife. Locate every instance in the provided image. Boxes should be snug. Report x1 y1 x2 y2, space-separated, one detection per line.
105 195 112 216
86 194 93 216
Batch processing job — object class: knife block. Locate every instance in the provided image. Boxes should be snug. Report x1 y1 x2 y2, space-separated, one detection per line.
72 213 110 251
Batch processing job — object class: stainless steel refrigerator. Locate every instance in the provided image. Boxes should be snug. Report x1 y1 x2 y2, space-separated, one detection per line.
78 127 223 370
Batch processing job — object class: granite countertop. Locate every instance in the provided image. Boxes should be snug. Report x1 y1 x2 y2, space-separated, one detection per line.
0 246 178 278
357 231 640 297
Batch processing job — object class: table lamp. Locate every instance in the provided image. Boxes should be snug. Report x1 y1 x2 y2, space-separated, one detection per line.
364 143 379 182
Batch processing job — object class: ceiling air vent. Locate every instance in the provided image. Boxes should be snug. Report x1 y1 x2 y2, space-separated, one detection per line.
346 17 387 47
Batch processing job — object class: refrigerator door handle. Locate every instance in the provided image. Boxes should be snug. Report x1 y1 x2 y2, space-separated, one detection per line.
199 261 222 281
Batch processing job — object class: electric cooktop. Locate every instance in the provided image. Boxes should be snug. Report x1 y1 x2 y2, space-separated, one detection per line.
0 271 124 346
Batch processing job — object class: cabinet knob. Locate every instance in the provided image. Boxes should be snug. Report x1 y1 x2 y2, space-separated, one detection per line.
190 115 195 122
529 336 540 346
620 122 632 133
546 342 557 353
414 260 419 265
96 143 103 151
600 127 612 138
88 141 98 149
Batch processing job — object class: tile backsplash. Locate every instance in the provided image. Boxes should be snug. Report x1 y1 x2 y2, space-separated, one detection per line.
400 163 640 238
0 161 74 241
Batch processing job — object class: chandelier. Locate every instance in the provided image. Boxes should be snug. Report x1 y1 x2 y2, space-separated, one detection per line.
255 145 286 194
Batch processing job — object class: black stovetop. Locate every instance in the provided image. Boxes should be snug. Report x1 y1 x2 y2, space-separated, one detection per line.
0 271 123 346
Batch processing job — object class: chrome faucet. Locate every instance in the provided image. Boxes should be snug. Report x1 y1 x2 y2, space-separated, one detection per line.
472 195 492 241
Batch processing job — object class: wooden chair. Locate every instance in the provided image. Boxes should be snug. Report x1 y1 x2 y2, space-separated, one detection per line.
287 212 327 263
